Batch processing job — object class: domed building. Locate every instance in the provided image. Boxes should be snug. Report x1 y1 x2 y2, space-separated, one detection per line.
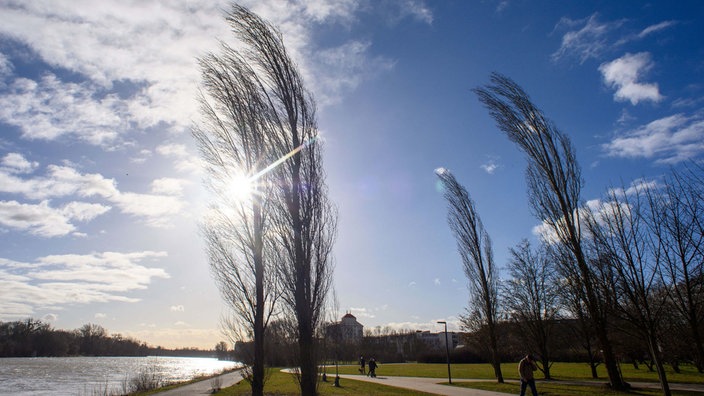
326 312 363 343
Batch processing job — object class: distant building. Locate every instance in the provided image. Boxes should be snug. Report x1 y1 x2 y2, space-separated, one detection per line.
415 330 460 350
326 313 364 343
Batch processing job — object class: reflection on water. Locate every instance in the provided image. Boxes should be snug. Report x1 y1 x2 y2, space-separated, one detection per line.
0 356 241 395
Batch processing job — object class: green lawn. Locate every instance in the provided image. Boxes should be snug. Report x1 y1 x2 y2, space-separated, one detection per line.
453 381 704 396
332 362 704 384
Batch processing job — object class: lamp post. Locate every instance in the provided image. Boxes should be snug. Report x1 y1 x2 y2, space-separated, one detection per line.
437 321 451 384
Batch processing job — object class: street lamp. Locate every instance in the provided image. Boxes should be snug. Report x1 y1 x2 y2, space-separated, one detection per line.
437 321 451 384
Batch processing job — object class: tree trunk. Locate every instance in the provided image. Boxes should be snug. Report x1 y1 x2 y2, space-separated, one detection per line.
298 323 318 396
252 203 265 396
647 334 671 396
487 320 504 383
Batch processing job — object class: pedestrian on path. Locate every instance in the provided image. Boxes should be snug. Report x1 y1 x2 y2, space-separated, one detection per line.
359 355 366 375
368 358 378 378
518 354 538 396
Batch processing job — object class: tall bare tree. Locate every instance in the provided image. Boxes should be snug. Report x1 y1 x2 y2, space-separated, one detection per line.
474 73 626 389
502 239 560 379
194 4 335 395
436 168 504 383
218 5 337 396
193 15 279 396
588 184 671 396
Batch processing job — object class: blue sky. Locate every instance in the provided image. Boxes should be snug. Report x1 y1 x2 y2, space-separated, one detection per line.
0 0 702 349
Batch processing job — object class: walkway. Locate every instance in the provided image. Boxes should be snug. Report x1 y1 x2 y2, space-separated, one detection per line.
157 370 704 395
157 369 244 395
336 374 509 395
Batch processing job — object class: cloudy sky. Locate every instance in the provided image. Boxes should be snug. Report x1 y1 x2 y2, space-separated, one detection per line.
1 0 702 349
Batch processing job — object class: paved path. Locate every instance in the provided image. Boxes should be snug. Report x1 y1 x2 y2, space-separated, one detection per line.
157 370 704 395
156 369 245 395
335 374 510 395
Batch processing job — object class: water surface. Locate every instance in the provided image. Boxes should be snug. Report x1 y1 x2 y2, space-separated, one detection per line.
0 356 240 395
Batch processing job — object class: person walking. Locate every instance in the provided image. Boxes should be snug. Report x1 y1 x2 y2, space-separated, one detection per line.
368 358 378 378
359 355 366 375
518 354 538 396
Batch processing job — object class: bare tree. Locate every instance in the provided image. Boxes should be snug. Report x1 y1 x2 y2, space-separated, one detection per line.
474 73 626 389
502 239 560 379
652 166 704 371
193 12 280 395
213 6 337 396
588 184 671 395
436 168 504 383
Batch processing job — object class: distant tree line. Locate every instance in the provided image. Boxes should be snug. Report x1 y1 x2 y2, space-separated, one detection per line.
0 319 214 358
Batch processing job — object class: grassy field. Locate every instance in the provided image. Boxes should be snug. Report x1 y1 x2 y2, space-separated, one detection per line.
332 362 704 384
208 362 704 396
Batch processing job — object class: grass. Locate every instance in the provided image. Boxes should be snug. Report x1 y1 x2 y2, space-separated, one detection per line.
332 362 704 384
214 369 435 395
453 381 704 396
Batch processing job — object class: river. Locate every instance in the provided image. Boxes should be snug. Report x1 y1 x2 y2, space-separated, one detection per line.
0 356 241 395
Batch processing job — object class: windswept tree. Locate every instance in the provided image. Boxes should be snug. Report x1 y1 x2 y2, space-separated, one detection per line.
194 4 336 395
218 5 337 396
474 73 626 389
502 239 560 379
436 168 504 383
192 7 280 395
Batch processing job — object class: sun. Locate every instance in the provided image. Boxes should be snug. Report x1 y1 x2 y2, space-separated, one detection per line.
225 173 254 202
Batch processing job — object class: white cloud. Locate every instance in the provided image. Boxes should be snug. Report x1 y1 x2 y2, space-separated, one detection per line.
606 178 659 198
95 313 107 319
603 113 704 163
0 251 169 320
0 161 188 232
408 281 417 287
638 21 676 39
552 13 622 63
434 278 441 286
1 153 38 174
0 0 413 146
599 52 662 105
151 178 187 196
42 313 58 322
0 200 109 237
398 0 434 25
0 75 132 147
313 40 396 106
170 305 185 312
480 157 500 174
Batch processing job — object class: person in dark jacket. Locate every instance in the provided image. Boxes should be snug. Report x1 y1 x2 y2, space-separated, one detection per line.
518 354 538 396
367 358 378 377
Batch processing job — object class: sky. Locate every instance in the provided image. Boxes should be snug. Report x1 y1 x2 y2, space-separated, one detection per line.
0 0 703 349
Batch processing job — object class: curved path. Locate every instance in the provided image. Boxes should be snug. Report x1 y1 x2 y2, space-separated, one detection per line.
157 370 704 396
156 369 245 395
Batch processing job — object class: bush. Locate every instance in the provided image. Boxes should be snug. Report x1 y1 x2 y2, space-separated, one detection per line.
121 362 164 393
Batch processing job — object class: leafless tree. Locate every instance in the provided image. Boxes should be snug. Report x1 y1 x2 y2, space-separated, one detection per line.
215 5 337 396
193 11 280 395
435 168 504 383
194 4 336 395
502 239 560 379
587 183 671 395
474 73 626 389
650 166 704 371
